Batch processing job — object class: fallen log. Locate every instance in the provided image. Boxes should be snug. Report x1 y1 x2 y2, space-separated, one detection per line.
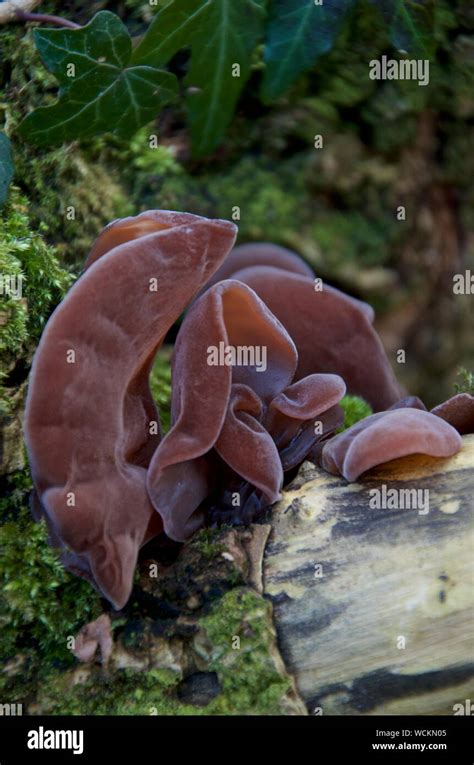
264 434 474 715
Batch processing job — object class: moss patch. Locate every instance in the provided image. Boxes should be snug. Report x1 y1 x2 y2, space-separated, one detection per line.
190 527 227 559
200 589 292 715
34 666 183 716
149 346 172 433
0 470 102 700
338 395 373 432
454 367 474 395
0 191 72 412
32 587 293 715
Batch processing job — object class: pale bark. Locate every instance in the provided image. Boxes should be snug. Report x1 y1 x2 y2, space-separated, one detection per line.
264 435 474 714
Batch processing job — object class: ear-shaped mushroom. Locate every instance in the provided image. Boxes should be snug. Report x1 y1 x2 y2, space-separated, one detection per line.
431 393 474 435
72 614 113 664
215 383 283 503
321 408 462 481
266 374 346 448
228 266 400 411
203 242 374 323
147 279 298 541
24 212 237 608
264 374 346 471
84 210 194 268
202 242 314 291
389 396 427 411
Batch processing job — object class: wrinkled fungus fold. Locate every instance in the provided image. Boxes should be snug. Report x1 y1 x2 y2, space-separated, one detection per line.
146 279 346 541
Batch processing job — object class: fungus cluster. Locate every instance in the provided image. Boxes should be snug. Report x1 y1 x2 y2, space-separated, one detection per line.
24 211 473 609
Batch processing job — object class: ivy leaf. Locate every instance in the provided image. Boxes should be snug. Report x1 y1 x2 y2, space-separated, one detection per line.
19 11 178 147
261 0 357 102
133 0 267 157
371 0 431 54
0 133 14 209
131 0 207 68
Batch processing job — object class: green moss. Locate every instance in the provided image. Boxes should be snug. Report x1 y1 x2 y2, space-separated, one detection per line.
200 589 291 715
454 367 474 395
0 236 27 359
0 191 72 413
16 145 130 265
0 469 33 519
149 346 172 433
0 191 72 344
311 211 394 270
190 527 226 559
0 470 101 691
99 126 182 178
36 667 183 715
0 509 102 665
208 158 305 243
131 154 311 254
338 395 373 432
33 588 289 715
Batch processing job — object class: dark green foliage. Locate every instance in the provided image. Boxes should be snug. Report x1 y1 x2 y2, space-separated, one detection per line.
18 0 436 155
132 0 267 156
19 12 178 146
261 0 357 101
370 0 433 53
0 133 14 208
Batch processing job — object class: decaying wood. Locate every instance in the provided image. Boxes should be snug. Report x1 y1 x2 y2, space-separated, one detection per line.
264 434 474 715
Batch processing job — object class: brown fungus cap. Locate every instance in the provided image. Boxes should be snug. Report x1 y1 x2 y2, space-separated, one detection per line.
228 265 401 411
321 408 462 482
431 393 474 435
24 211 237 609
200 241 314 292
